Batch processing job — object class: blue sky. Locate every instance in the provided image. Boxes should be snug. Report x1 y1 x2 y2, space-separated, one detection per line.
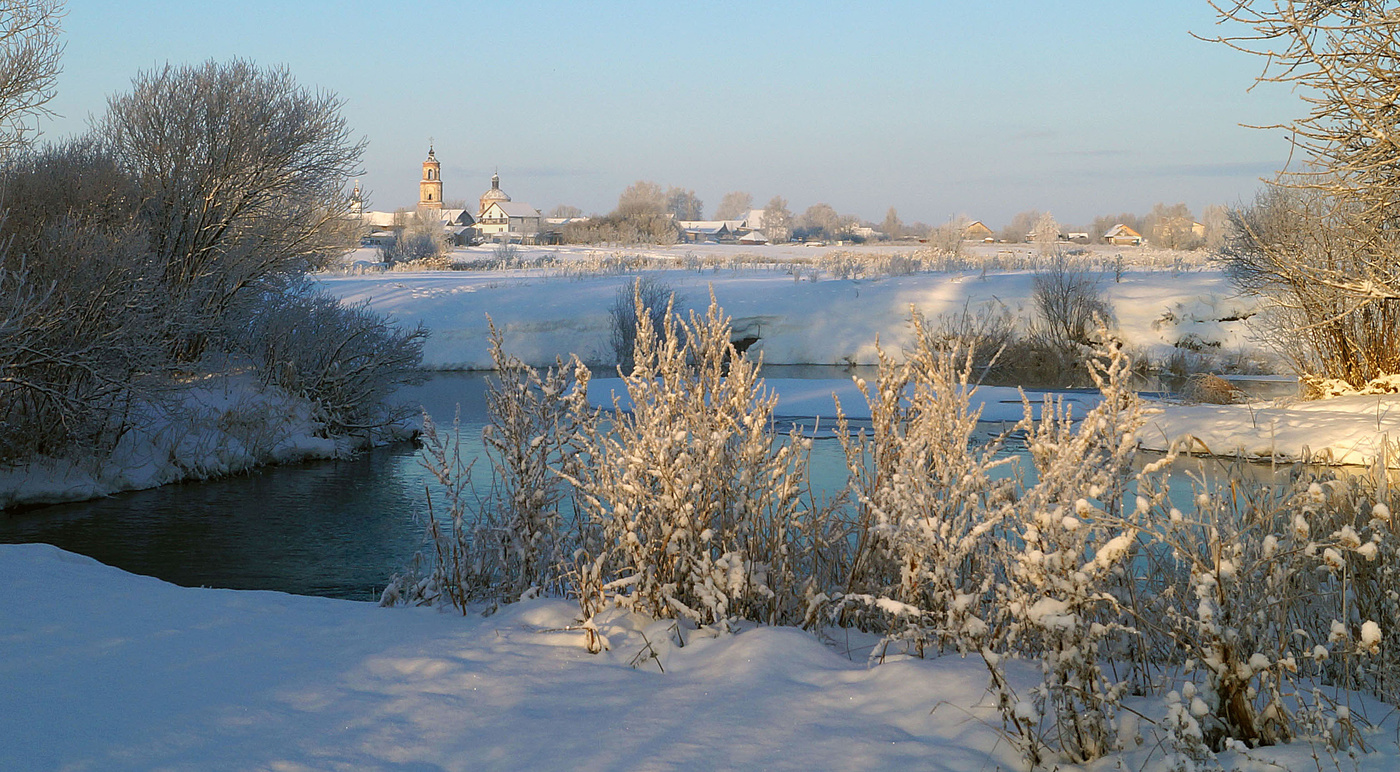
41 0 1297 227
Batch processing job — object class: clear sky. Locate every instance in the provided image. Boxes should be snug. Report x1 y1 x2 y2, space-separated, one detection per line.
39 0 1299 228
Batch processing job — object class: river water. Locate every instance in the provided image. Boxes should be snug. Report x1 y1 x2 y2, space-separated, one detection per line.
0 369 1295 601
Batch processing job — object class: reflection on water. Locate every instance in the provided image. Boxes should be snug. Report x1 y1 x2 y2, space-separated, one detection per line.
0 368 1309 601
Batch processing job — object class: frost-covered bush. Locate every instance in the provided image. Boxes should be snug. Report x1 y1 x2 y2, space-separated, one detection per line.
567 290 826 642
1131 462 1394 753
979 339 1148 766
833 310 1013 657
234 280 426 437
385 337 594 613
476 324 593 603
1031 256 1115 349
0 225 169 463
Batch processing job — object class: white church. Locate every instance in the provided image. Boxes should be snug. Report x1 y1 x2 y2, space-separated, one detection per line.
354 146 543 244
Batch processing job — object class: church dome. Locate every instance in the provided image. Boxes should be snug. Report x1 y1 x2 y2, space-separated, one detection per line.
480 172 511 208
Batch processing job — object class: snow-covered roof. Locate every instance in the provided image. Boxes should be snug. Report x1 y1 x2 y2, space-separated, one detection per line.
682 222 732 235
485 201 542 218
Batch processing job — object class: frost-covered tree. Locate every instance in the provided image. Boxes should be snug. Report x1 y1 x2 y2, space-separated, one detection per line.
665 187 703 220
102 58 364 361
714 190 753 220
881 206 903 239
762 195 792 243
615 180 667 216
1031 211 1061 254
1208 1 1400 385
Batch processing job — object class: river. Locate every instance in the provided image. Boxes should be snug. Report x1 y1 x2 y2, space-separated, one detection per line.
0 369 1296 601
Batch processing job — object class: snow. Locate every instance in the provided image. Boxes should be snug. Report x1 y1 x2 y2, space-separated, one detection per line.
3 543 1395 771
1141 394 1400 467
5 543 1396 771
0 375 363 509
318 246 1253 370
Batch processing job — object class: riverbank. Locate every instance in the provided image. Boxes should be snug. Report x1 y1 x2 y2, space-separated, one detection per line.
317 248 1259 371
0 375 414 510
5 542 1395 771
1142 393 1400 468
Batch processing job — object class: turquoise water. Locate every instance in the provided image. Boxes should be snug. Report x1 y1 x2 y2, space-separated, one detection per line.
0 369 1289 600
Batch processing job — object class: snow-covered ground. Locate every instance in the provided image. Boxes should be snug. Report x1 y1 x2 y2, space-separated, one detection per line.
320 245 1256 370
1142 393 1400 467
6 542 1396 771
0 375 387 509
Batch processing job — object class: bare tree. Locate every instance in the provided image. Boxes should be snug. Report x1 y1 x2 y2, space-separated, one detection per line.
1205 1 1400 384
1206 1 1400 300
380 207 448 265
548 204 582 218
999 209 1042 243
0 0 63 161
101 59 365 360
714 190 753 220
927 214 971 255
1142 202 1202 250
1224 186 1400 385
762 195 792 243
1200 204 1229 250
798 202 844 241
1090 212 1143 243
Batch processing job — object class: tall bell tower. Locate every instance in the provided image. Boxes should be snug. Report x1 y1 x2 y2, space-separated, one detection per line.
419 143 443 210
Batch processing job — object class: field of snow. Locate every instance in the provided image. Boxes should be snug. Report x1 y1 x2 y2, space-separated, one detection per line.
6 542 1397 771
320 245 1259 371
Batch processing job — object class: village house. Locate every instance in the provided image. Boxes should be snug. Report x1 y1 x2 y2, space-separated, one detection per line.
962 220 994 240
1103 224 1144 246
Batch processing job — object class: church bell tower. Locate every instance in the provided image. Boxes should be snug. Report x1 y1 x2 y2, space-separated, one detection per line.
419 144 443 210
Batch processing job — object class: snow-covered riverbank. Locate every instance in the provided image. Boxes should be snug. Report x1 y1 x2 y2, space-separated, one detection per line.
318 248 1257 371
5 542 1396 771
0 376 409 509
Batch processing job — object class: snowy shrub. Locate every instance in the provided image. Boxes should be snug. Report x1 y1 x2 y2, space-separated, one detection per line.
0 224 169 463
477 324 594 603
382 410 481 611
387 333 595 613
928 300 1019 380
234 279 427 438
979 339 1147 766
566 290 826 639
834 309 1014 658
1132 463 1395 752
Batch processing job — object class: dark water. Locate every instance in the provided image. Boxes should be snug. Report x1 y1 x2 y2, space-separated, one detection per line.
0 373 493 601
0 369 1299 601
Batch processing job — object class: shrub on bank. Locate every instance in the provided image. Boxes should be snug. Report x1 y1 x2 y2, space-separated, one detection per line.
396 293 1395 769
